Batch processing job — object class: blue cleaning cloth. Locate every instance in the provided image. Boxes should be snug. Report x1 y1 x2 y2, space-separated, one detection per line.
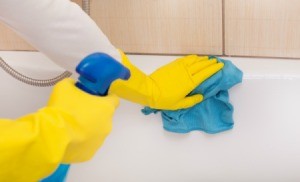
40 164 69 182
142 57 243 134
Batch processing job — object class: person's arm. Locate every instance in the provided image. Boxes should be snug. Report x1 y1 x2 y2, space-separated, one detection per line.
110 51 224 110
0 0 224 110
0 0 121 72
0 79 119 182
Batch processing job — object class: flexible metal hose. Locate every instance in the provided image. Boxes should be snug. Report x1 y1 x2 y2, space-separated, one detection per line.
0 57 72 87
0 0 90 87
82 0 90 15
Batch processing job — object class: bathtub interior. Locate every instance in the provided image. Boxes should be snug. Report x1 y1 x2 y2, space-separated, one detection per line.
68 79 300 182
1 51 300 181
0 52 66 118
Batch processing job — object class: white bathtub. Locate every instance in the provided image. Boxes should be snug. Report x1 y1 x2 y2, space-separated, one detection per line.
1 51 300 182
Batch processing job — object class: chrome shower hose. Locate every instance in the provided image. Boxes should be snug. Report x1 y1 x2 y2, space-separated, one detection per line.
82 0 90 15
0 57 72 87
0 0 90 87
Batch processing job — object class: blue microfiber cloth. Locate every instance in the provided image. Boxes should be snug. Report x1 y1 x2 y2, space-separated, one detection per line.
142 56 243 134
40 164 69 182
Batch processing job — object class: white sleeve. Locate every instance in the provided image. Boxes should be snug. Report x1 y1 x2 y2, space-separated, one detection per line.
0 0 121 72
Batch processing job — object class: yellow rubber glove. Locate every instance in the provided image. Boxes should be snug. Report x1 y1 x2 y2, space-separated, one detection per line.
0 78 119 182
110 51 224 110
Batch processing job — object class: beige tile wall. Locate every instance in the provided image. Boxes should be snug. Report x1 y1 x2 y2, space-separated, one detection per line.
91 0 223 55
225 0 300 58
0 22 35 51
1 0 300 58
0 0 223 55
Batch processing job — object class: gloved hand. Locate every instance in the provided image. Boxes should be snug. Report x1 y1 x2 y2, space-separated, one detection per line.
110 51 224 110
47 78 119 162
0 78 119 182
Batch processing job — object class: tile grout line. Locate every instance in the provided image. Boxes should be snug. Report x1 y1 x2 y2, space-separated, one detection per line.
222 0 226 56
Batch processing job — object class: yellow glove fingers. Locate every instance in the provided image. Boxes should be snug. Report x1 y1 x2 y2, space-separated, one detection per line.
197 56 210 62
171 94 204 110
112 50 224 110
188 59 218 75
181 55 210 66
192 62 224 85
181 55 198 66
